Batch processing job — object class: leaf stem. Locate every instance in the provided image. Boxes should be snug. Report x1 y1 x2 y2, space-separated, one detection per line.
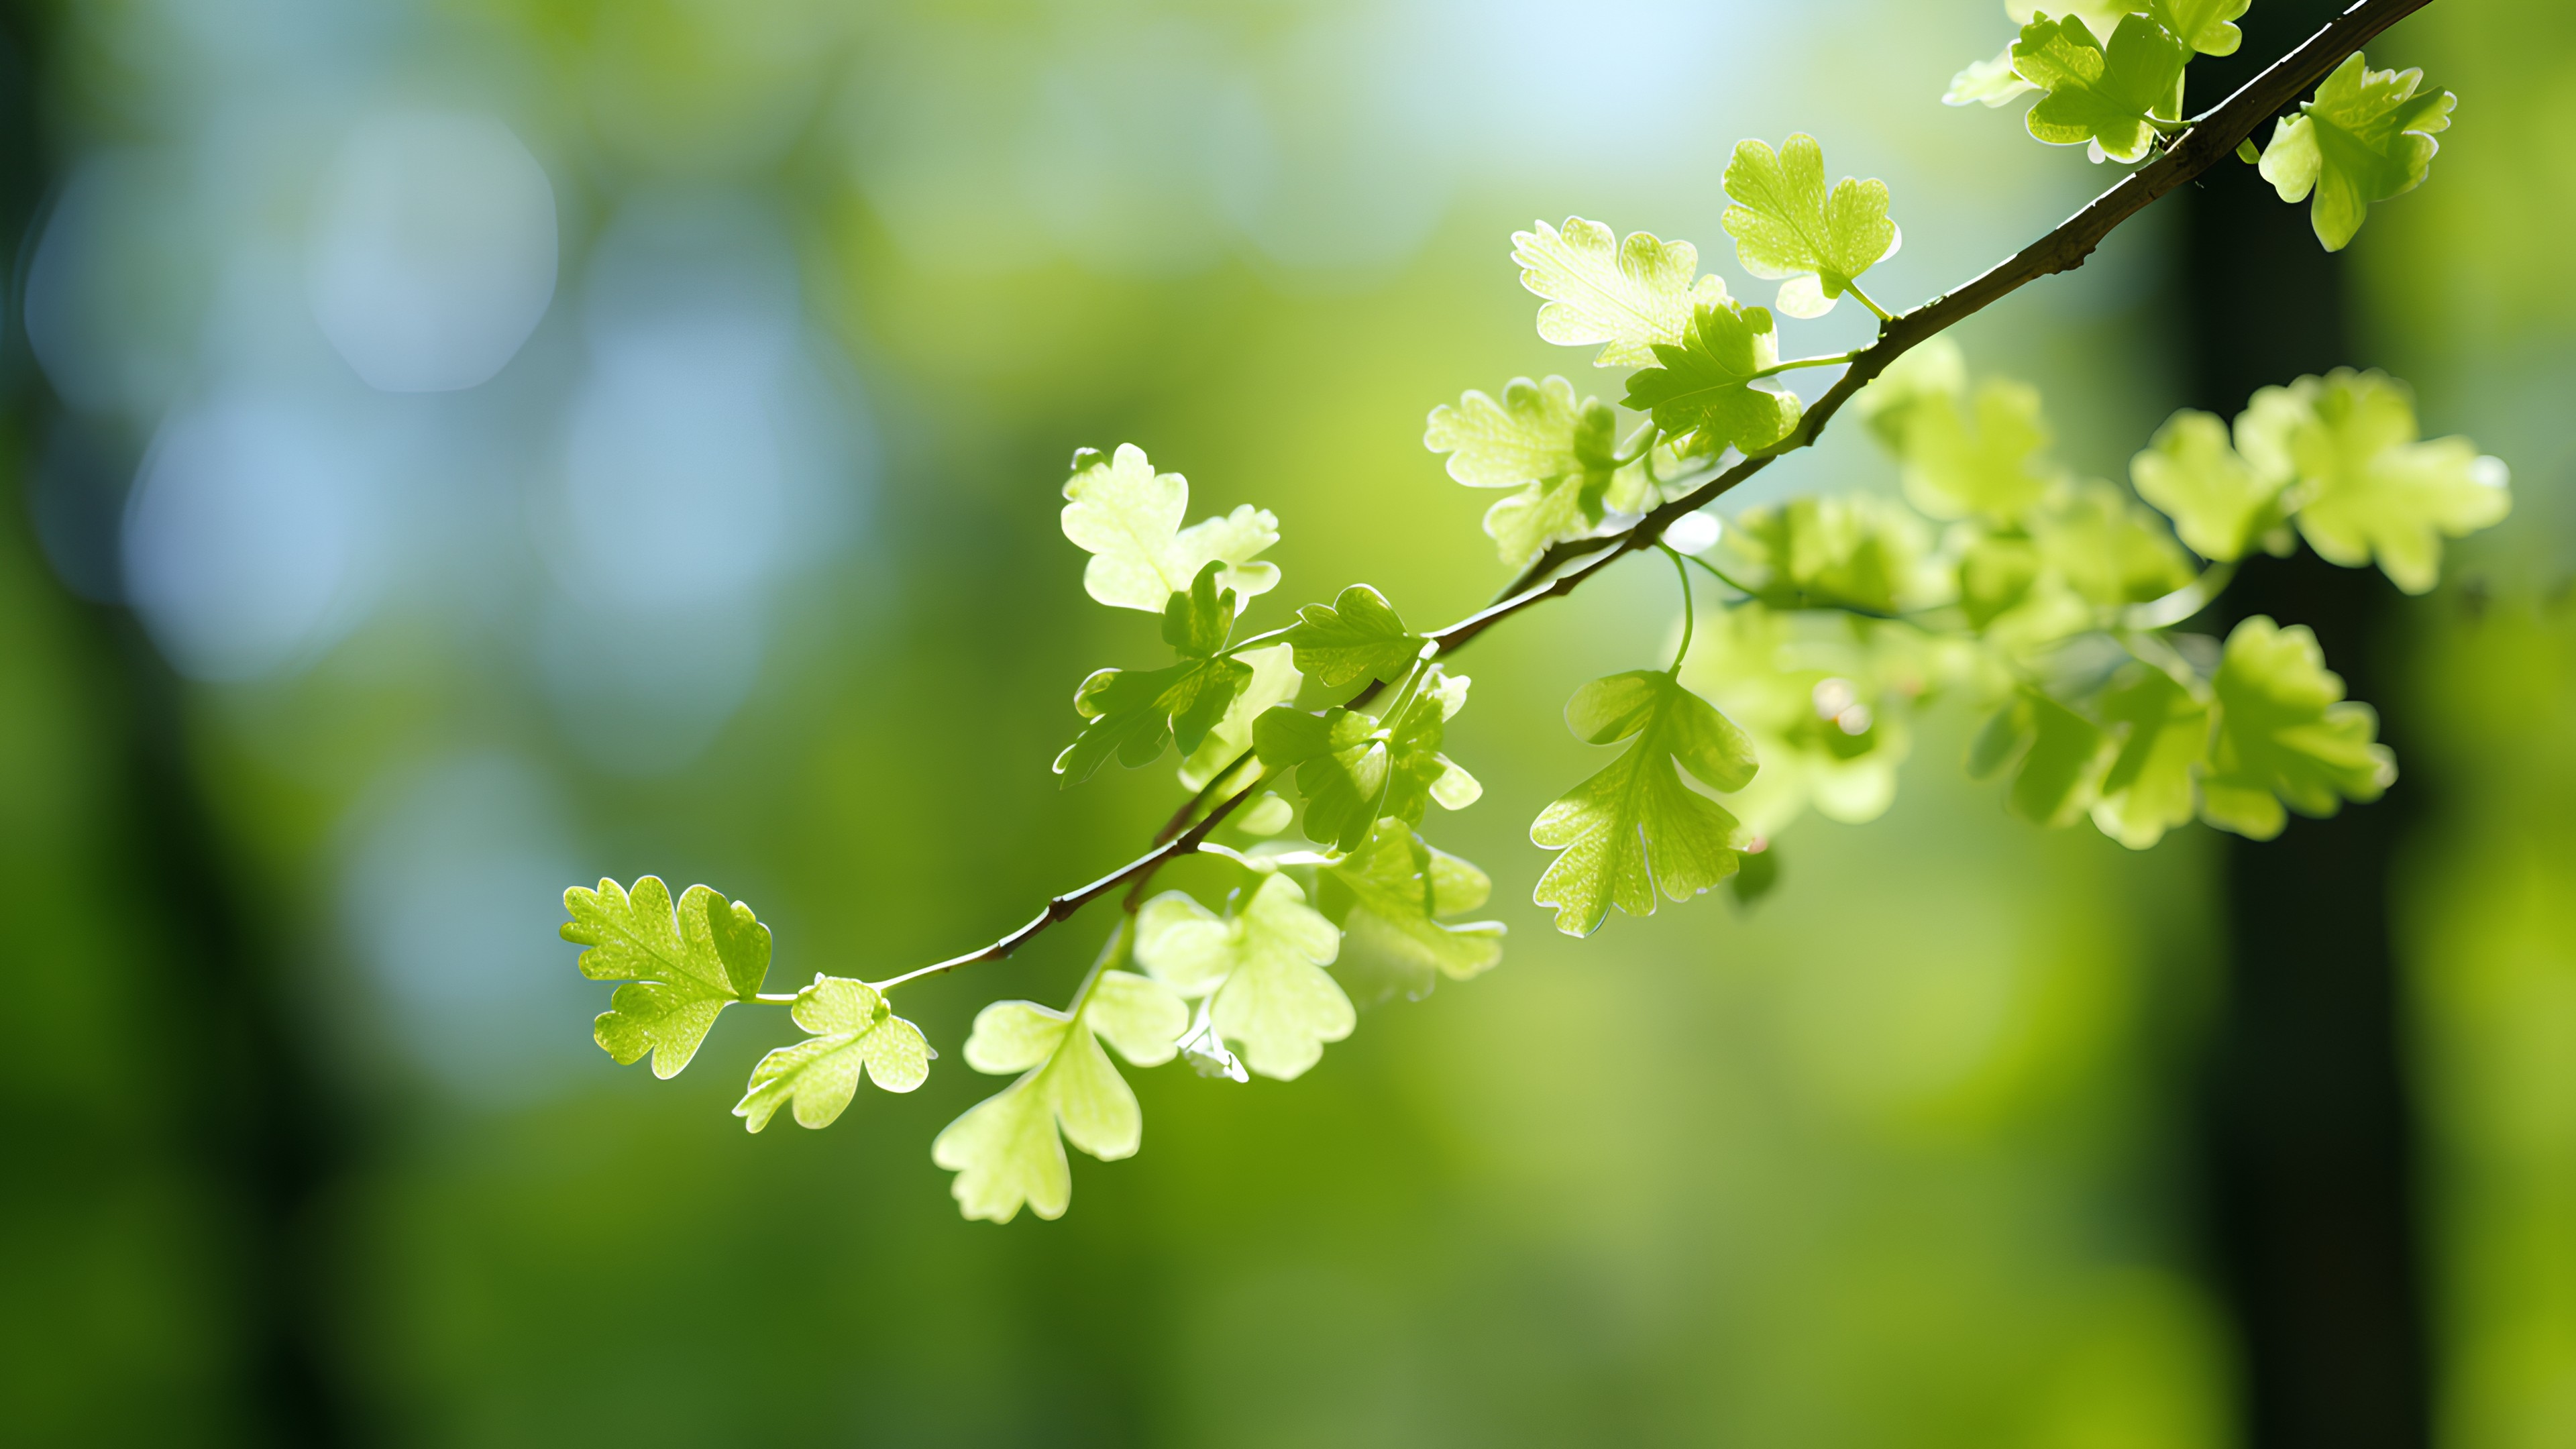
1660 544 1697 674
2125 558 2239 630
1677 549 1760 598
1841 283 1894 322
1752 349 1864 381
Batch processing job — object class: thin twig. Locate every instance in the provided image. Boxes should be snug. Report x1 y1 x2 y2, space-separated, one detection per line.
878 0 2432 995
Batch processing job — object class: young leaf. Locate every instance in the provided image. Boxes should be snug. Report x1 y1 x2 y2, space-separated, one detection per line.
2008 0 2147 41
563 876 771 1079
2257 54 2457 252
1161 560 1237 659
1483 474 1617 568
1254 670 1477 853
2012 11 2188 164
931 969 1187 1224
2131 409 2288 561
1511 217 1729 367
2090 661 2212 849
1279 584 1426 688
2147 0 2248 57
1316 819 1507 995
1972 688 2118 828
2199 616 2396 840
733 976 932 1132
1896 379 2057 523
1060 443 1281 612
1424 376 1619 488
2237 370 2510 594
1721 133 1902 319
1135 874 1352 1081
1621 299 1801 458
1532 671 1758 937
1054 655 1253 785
1947 44 2039 109
1177 643 1301 792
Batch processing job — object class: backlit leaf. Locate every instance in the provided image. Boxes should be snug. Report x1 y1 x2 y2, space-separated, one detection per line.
1061 443 1280 612
1316 820 1506 1000
563 875 770 1079
2238 370 2509 594
1279 584 1426 688
2199 616 2396 840
2131 409 2288 561
1532 671 1757 936
733 976 932 1132
1621 299 1801 458
1135 874 1352 1081
1721 133 1902 319
1511 217 1730 367
2013 12 2188 164
2258 53 2456 252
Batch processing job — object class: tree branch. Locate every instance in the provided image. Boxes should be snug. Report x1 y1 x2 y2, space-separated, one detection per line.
878 0 2433 994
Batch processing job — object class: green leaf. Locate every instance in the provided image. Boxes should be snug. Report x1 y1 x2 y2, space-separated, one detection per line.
1620 300 1801 458
1424 376 1619 488
1854 336 1967 453
563 876 771 1079
2028 478 2198 608
2200 616 2396 840
1482 474 1615 568
2237 370 2510 594
1279 584 1426 689
1161 560 1236 658
2258 53 2457 252
1315 820 1506 999
2089 659 2212 849
1679 603 1925 838
1947 43 2039 109
1511 217 1730 367
733 975 932 1132
1254 669 1477 853
2131 409 2288 562
1060 443 1281 612
1978 688 2118 828
1135 874 1352 1081
1896 378 2057 523
1177 643 1302 792
1054 655 1253 786
931 969 1187 1223
2008 0 2147 40
1531 671 1757 936
1716 493 1941 616
2147 0 2248 56
1721 133 1902 319
2013 12 2188 164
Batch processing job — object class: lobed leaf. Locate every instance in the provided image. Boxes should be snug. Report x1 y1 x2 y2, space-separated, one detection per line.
1620 300 1801 458
1424 376 1618 489
2131 409 2289 562
2200 616 2396 839
1061 443 1280 612
1721 133 1902 319
1254 667 1477 853
1136 874 1352 1081
1532 671 1758 936
2258 53 2456 252
1511 217 1729 367
932 969 1187 1223
1894 378 2057 524
733 976 931 1132
563 876 771 1079
2012 12 2187 165
1279 584 1427 688
2236 369 2509 594
1316 820 1506 1000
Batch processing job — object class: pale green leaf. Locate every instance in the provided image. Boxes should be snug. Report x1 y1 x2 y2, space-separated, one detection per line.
2090 661 2212 849
1279 584 1426 688
1716 493 1943 616
1678 603 1925 837
1721 134 1902 319
1854 336 1967 453
2014 12 2188 164
2200 616 2396 839
1511 217 1731 367
1532 671 1757 936
1054 655 1252 785
2147 0 2248 56
563 876 770 1079
1896 378 2057 523
1620 300 1800 458
733 975 932 1132
2008 0 2145 41
2131 409 2288 561
1947 44 2039 108
1060 443 1281 612
931 967 1187 1223
2239 370 2509 594
1424 376 1619 488
1136 873 1352 1081
2258 53 2457 251
1254 667 1472 853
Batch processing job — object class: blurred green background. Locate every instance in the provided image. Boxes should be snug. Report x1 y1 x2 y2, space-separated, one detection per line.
1 0 2569 1444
